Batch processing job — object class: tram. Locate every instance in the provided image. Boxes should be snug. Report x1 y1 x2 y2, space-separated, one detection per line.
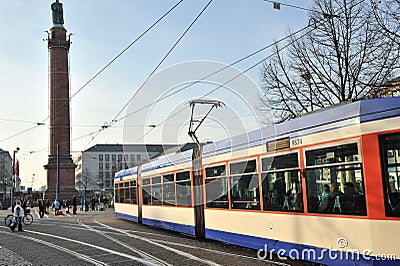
114 97 400 265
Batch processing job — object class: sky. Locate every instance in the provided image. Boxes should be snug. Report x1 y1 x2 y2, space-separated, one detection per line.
0 0 313 190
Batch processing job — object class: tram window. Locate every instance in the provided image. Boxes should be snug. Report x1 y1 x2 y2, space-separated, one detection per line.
305 143 367 216
142 178 151 205
176 171 190 181
163 174 175 205
306 143 359 166
143 178 151 186
123 182 129 203
205 165 228 208
379 133 400 217
129 180 137 204
151 176 162 205
230 160 260 210
261 153 303 212
151 184 162 205
176 171 191 206
230 160 256 175
114 183 119 203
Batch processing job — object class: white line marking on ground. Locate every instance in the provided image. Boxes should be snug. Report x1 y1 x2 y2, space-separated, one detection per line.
21 229 160 266
94 220 223 266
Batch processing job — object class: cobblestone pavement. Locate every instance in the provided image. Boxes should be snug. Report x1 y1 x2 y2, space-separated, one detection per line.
0 208 318 266
0 245 32 266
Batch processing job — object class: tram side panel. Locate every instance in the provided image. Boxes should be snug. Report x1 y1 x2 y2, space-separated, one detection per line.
361 129 400 259
142 205 195 235
115 203 139 223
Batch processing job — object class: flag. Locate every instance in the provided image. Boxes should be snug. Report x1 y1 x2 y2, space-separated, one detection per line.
14 159 19 176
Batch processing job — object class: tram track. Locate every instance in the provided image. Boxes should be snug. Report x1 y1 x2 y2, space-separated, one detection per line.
0 210 297 265
84 217 223 266
78 218 172 266
32 219 289 266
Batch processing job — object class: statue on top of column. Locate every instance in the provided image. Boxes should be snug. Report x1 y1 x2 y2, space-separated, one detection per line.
51 0 64 25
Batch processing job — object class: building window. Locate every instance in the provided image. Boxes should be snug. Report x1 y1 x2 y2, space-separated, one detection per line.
112 162 116 170
130 154 135 162
136 154 141 162
105 154 110 161
105 172 110 178
99 172 104 178
105 163 110 169
305 143 366 216
105 179 110 188
112 154 116 162
99 154 103 161
99 163 103 170
118 154 122 162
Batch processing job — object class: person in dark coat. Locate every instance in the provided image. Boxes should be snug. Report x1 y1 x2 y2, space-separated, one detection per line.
38 199 45 218
72 195 77 214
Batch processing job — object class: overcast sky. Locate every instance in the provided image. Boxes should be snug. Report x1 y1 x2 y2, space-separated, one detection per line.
0 0 313 189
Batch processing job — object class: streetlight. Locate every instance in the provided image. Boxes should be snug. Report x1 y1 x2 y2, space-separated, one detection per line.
10 147 20 212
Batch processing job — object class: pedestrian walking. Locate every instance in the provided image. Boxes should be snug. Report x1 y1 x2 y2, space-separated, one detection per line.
38 199 45 218
72 195 77 214
10 200 24 232
80 197 84 211
53 199 60 215
65 197 70 213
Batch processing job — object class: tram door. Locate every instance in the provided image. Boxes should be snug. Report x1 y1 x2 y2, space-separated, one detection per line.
379 133 400 217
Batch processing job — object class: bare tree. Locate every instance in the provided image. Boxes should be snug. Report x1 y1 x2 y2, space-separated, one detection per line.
370 0 400 44
261 0 400 121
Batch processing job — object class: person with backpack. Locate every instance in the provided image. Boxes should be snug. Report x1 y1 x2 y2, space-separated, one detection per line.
11 200 24 232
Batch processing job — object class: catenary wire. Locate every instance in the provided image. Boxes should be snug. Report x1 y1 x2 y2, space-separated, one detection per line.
82 0 214 150
29 0 366 153
0 1 184 144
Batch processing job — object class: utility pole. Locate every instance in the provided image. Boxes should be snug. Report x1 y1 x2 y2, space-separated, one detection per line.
188 100 224 239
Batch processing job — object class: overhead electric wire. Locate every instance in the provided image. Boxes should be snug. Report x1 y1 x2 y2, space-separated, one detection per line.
0 117 45 125
264 0 317 13
110 0 367 125
83 0 214 149
29 0 366 153
0 125 42 143
134 23 318 143
70 0 184 100
0 1 184 144
111 0 214 123
131 0 367 143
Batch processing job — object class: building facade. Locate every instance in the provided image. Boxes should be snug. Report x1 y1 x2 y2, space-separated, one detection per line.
0 149 12 203
74 144 180 198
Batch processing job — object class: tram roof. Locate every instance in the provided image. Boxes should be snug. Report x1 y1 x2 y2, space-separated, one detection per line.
115 97 400 179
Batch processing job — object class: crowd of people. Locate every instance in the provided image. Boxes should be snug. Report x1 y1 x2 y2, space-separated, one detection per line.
6 194 112 232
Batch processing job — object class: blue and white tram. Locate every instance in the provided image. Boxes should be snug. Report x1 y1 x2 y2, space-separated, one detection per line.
114 97 400 265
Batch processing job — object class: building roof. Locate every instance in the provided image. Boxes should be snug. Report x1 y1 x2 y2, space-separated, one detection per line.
84 143 186 158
